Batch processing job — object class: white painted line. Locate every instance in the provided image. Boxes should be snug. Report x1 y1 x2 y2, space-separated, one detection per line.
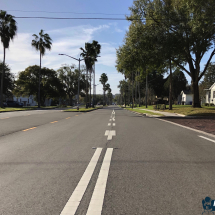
108 123 111 126
86 148 113 215
112 118 115 122
113 123 115 126
104 130 116 140
109 119 112 121
199 136 215 143
60 148 102 215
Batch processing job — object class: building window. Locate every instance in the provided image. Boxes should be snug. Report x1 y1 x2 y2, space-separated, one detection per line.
209 92 211 98
213 91 215 98
182 97 185 101
28 99 29 103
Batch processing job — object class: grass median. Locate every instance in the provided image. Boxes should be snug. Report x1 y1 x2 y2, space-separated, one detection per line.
64 106 103 112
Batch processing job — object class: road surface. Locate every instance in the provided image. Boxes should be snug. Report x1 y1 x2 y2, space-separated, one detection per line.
0 106 214 214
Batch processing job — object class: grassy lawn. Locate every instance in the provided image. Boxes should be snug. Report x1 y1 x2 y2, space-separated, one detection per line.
125 107 164 116
123 104 215 116
0 107 36 112
162 105 215 116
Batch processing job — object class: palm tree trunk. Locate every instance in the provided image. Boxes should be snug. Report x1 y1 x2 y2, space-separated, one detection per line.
132 71 134 109
0 47 6 108
169 58 172 110
103 86 105 106
86 69 88 108
135 71 137 106
89 70 91 107
138 72 141 107
38 52 41 108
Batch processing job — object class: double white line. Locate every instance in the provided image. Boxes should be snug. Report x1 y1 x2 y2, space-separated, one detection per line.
60 148 113 215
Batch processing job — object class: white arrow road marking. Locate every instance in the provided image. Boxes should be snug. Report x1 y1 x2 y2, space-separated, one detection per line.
113 123 115 126
60 148 102 215
108 123 111 126
199 136 215 143
112 118 115 122
86 148 113 215
105 130 116 140
109 119 112 121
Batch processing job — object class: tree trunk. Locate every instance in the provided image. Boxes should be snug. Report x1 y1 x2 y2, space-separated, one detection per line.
145 73 148 108
138 72 141 107
38 52 41 108
169 58 172 110
0 47 5 108
89 69 91 107
103 86 105 106
86 69 88 108
135 71 137 106
132 71 134 109
192 74 201 107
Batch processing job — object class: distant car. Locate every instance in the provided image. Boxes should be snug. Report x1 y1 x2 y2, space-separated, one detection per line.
6 101 23 107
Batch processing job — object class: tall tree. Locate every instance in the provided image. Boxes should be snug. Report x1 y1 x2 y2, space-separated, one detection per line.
31 29 52 108
57 65 87 105
0 10 17 107
0 62 14 98
128 0 215 107
14 65 65 106
80 40 101 107
203 62 215 88
99 73 108 105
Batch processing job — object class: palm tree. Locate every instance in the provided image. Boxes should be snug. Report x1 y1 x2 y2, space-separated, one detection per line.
31 29 52 108
0 10 17 108
80 40 101 108
99 73 108 106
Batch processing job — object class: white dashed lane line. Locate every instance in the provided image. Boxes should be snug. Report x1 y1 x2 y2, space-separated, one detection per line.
86 148 113 215
60 148 102 215
199 136 215 143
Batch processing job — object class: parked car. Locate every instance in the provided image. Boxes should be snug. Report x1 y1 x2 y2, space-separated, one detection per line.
0 102 7 107
6 101 23 107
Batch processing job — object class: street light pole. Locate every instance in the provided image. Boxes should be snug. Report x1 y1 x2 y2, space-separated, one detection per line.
59 54 84 110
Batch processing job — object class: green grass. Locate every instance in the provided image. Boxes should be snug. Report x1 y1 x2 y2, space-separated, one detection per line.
0 107 36 112
125 107 164 116
139 104 215 116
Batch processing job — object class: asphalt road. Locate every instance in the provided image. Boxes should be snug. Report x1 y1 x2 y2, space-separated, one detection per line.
0 106 215 214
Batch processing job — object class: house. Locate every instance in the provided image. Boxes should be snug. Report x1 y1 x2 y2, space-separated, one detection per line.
205 83 215 105
12 95 37 106
178 90 193 105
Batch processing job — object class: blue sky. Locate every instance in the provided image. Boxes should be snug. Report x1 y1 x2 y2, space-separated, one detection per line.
1 0 215 94
1 0 133 94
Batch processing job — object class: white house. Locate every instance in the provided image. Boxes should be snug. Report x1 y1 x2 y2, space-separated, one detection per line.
205 83 215 104
12 95 37 106
178 90 193 105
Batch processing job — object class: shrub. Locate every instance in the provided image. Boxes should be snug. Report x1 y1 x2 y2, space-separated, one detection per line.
209 103 214 106
160 104 166 110
153 105 157 110
204 103 209 106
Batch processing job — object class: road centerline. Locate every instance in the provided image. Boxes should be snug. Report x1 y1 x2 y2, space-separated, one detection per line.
86 148 113 215
60 148 102 215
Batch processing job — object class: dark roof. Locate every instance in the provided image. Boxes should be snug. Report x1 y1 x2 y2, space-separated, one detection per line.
182 90 192 94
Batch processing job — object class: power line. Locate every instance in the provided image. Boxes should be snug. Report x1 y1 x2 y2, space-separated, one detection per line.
4 9 129 16
14 16 136 20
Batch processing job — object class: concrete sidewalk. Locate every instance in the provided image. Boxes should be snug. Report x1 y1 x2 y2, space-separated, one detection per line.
138 108 185 117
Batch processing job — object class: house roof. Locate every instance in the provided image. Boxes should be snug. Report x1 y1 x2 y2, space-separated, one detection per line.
209 83 215 90
181 90 192 95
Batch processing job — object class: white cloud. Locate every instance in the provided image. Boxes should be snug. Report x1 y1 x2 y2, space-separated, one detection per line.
0 23 123 94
